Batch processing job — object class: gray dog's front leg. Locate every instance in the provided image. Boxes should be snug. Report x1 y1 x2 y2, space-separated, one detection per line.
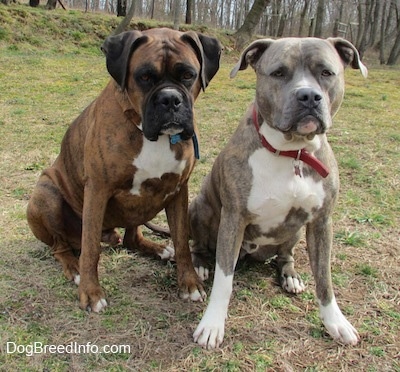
306 217 359 345
193 207 245 349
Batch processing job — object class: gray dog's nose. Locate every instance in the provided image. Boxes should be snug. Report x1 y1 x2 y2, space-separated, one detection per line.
296 87 322 108
157 89 183 111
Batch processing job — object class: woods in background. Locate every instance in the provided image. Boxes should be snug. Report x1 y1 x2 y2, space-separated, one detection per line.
15 0 400 64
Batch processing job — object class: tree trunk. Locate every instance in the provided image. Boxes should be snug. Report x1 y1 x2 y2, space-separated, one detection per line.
185 0 192 24
117 0 127 17
379 0 387 64
369 0 380 47
46 0 57 10
387 29 400 65
358 0 375 58
173 0 180 30
314 0 325 37
298 0 310 36
277 13 286 37
387 2 400 66
234 0 271 50
113 0 136 35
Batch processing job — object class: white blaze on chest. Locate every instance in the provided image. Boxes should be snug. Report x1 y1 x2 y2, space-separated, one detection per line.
130 135 187 195
247 148 325 242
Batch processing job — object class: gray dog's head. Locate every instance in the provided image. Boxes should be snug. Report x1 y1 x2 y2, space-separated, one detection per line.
231 37 367 139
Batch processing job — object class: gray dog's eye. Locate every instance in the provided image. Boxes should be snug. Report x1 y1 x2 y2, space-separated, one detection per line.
321 69 334 77
270 69 285 78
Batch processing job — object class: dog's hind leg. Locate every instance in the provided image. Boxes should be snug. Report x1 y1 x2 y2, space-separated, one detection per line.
275 233 305 294
27 174 80 284
123 226 174 260
188 195 218 281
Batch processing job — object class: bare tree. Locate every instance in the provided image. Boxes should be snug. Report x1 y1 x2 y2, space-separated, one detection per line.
186 0 193 24
234 0 271 50
387 0 400 65
113 0 136 35
380 0 388 64
117 0 127 17
314 0 325 37
46 0 57 9
299 0 311 36
173 0 180 30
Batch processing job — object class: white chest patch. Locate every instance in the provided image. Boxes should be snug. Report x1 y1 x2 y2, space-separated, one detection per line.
247 148 325 244
130 135 187 195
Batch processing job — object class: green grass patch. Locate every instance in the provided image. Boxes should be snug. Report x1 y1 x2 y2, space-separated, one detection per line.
0 4 399 371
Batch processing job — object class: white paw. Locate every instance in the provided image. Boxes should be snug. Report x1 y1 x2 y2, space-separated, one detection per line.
193 317 225 349
282 275 305 294
181 288 207 302
320 299 359 345
195 266 209 281
91 298 108 313
73 274 80 286
158 244 175 260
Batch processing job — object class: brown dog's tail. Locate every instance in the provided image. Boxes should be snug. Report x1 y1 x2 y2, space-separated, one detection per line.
144 222 171 238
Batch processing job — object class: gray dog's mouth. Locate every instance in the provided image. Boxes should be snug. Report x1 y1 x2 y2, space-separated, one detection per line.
280 114 325 138
296 115 322 135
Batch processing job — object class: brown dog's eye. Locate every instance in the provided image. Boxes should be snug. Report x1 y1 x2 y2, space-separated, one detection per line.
140 74 150 82
182 71 195 81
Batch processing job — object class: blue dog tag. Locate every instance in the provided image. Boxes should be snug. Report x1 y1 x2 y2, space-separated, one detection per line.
169 133 200 159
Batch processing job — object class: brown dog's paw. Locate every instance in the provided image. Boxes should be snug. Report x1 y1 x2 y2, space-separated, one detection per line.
79 285 108 313
158 244 175 260
101 228 122 247
178 271 207 302
58 257 80 285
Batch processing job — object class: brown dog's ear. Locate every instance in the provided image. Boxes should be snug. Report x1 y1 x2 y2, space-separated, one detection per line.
230 39 275 78
181 32 222 91
327 37 368 78
101 31 148 89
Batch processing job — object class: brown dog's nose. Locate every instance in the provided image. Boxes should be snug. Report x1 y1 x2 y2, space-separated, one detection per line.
296 87 322 108
157 89 183 111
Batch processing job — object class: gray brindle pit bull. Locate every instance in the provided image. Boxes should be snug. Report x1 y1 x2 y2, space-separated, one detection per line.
27 28 221 313
189 37 367 349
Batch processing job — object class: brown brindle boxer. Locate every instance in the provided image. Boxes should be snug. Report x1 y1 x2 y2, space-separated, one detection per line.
27 28 221 312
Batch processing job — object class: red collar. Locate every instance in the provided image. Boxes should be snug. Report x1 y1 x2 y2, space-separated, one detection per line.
252 106 329 178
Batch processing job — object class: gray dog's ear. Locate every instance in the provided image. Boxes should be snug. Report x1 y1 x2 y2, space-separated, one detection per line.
181 32 222 91
101 31 148 89
328 37 368 78
230 39 275 78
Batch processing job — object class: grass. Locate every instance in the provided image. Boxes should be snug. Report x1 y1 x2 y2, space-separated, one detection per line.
1 4 400 371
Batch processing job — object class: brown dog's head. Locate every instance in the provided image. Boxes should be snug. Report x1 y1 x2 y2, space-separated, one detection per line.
101 28 221 141
231 37 367 139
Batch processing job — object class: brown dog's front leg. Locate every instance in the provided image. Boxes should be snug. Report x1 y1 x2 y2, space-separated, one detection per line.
165 182 206 302
78 184 109 312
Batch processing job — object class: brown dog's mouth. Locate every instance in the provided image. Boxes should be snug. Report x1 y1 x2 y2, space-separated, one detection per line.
160 122 185 135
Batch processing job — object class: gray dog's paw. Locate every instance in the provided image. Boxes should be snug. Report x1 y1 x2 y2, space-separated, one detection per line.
194 266 209 281
281 274 305 294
